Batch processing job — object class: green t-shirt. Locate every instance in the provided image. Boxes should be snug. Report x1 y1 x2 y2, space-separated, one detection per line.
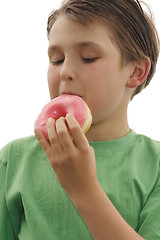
0 130 160 240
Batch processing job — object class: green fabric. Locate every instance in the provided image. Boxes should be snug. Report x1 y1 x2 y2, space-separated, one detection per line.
0 130 160 240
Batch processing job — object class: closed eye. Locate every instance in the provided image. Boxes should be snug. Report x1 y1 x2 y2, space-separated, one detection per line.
83 57 98 63
51 57 98 65
51 59 64 65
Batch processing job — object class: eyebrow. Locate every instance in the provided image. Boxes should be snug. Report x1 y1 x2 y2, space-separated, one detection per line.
48 41 103 54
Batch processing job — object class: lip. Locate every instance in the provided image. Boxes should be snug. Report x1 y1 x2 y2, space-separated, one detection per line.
61 92 82 97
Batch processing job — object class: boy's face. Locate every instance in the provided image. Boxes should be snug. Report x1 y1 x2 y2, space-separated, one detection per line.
48 15 133 140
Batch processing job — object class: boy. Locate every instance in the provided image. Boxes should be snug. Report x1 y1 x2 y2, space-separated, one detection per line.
0 0 159 239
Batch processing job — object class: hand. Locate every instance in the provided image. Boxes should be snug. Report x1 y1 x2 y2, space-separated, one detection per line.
35 115 145 240
35 113 97 198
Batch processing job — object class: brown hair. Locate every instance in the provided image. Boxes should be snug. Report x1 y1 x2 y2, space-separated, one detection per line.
47 0 159 99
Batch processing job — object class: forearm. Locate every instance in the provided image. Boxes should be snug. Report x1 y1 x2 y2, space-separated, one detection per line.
35 116 145 239
69 182 145 240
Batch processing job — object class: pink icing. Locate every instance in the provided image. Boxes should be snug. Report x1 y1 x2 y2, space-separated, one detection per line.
34 94 87 141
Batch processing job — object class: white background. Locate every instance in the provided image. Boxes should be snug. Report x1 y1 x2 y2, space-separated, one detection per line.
0 0 160 148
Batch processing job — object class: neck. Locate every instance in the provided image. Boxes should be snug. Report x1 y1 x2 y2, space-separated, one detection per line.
85 111 130 142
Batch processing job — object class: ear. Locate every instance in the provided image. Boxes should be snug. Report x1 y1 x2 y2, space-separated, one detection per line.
126 57 151 88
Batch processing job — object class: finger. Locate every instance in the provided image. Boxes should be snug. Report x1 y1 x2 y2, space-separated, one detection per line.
47 118 64 155
65 113 89 151
56 117 74 151
34 128 53 159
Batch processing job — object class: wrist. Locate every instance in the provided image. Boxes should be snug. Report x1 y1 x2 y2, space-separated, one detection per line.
68 179 102 209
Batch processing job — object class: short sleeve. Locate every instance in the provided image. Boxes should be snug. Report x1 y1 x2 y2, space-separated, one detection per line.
0 145 17 240
137 165 160 240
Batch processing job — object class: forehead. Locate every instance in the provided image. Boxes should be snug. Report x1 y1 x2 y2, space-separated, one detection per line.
49 15 114 48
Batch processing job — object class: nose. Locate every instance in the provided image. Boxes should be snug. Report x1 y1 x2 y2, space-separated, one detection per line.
60 58 76 81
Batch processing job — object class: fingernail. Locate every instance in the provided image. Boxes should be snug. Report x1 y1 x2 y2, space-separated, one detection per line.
66 113 73 118
35 128 39 136
47 117 54 124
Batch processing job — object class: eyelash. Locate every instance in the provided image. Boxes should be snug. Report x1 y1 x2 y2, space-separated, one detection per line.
51 60 63 65
51 57 98 65
83 57 98 63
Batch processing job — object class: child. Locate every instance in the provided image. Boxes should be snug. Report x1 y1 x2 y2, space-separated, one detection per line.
0 0 160 239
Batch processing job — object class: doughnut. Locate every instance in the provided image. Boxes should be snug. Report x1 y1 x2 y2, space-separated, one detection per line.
34 94 92 141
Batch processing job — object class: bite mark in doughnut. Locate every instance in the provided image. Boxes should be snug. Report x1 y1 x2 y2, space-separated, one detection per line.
34 94 92 141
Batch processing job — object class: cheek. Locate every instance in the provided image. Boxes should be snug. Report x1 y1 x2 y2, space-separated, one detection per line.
85 75 125 123
47 65 59 98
